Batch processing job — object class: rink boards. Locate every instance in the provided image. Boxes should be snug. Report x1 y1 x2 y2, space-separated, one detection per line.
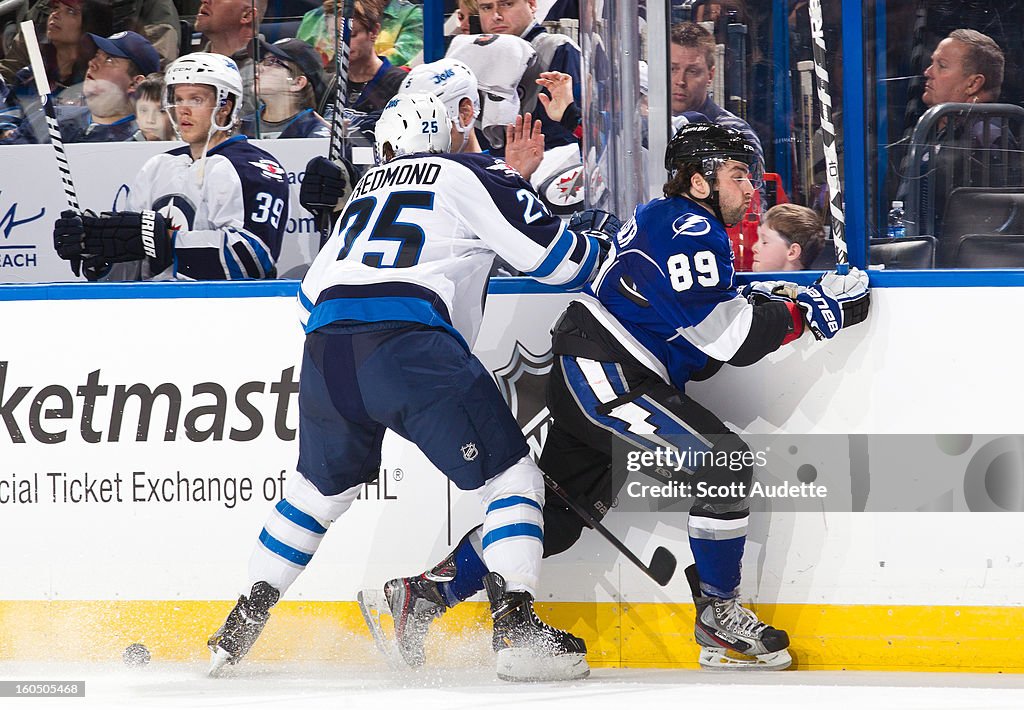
1 277 1023 672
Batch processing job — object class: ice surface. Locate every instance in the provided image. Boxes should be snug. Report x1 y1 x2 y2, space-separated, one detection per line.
3 662 1024 710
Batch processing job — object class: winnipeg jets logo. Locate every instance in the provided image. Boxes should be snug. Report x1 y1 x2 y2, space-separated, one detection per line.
546 167 583 204
249 159 286 182
461 443 479 461
672 214 711 238
486 161 521 178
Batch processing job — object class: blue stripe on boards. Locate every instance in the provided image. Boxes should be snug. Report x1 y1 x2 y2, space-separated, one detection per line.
275 499 327 534
486 495 543 514
482 523 544 548
258 528 313 566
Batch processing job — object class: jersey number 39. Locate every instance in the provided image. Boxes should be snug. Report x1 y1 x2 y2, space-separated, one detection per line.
667 250 719 291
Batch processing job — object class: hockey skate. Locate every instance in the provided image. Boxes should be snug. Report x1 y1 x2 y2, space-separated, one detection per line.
686 565 791 671
207 581 280 677
357 573 450 669
485 572 589 682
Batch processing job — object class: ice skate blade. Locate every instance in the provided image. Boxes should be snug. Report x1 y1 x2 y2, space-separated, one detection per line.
698 647 792 671
208 647 233 677
356 589 407 670
496 648 590 682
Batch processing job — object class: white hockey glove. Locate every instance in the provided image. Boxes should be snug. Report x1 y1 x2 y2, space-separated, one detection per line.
794 267 871 340
740 280 801 306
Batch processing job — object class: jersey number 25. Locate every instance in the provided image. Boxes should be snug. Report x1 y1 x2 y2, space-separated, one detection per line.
335 191 434 268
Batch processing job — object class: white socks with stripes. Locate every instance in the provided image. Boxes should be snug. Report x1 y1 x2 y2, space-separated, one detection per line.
480 456 546 597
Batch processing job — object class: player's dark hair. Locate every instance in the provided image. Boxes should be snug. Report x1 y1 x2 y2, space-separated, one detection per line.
663 163 702 199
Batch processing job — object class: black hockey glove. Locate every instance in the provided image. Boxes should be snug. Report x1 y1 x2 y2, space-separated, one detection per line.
568 208 622 241
300 156 355 217
568 208 622 262
54 209 171 274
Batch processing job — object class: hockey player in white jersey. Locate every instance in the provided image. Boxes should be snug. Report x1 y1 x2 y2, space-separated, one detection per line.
207 92 616 682
376 123 872 672
53 52 289 281
300 57 546 227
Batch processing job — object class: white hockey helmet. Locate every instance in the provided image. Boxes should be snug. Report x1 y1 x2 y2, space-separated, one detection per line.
374 92 452 162
163 52 245 132
400 59 480 131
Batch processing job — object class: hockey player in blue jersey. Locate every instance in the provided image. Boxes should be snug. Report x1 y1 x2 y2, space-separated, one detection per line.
376 122 870 671
53 52 289 280
207 92 616 682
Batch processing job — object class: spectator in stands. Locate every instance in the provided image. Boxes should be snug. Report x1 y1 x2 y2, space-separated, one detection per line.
751 203 825 272
922 28 1003 120
669 21 764 167
194 0 267 120
1 30 160 144
896 29 1008 238
0 0 112 92
246 38 330 139
477 0 581 154
454 0 480 34
13 0 179 67
376 0 423 67
134 73 174 140
337 0 406 113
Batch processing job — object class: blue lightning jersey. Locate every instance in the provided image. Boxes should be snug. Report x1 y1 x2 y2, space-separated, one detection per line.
299 151 603 349
579 194 755 390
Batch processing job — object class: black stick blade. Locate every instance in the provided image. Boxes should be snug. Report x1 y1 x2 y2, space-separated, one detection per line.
649 546 677 586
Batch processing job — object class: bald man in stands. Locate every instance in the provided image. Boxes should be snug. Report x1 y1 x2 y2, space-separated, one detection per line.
195 0 268 120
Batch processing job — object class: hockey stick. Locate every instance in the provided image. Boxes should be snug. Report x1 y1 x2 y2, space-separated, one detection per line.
808 0 848 270
542 472 677 586
21 19 81 276
797 60 816 206
319 0 355 248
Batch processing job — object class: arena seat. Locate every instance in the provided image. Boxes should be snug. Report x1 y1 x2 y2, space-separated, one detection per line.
807 236 936 271
938 187 1024 267
868 236 936 270
954 234 1024 268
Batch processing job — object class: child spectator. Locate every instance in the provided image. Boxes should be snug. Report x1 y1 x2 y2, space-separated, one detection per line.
752 203 825 272
134 73 173 140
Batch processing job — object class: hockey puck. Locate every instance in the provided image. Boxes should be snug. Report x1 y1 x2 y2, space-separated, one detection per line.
122 643 151 667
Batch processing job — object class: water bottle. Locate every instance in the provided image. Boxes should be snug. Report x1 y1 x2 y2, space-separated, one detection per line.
887 201 906 239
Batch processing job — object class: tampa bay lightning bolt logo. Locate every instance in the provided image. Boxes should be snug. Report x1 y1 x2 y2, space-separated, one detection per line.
672 214 711 238
152 194 196 232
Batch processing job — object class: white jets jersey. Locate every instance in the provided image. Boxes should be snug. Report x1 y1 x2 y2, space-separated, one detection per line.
299 151 603 349
121 135 289 280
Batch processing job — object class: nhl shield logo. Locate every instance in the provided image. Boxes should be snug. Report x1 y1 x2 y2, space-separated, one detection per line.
461 443 479 461
493 342 554 448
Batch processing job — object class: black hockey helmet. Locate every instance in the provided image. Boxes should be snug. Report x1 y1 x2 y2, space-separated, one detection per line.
665 121 760 181
664 122 763 225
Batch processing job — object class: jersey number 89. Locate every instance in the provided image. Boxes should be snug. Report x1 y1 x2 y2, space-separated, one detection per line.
667 250 719 291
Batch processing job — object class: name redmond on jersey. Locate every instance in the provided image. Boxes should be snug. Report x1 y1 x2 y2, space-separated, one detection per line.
0 362 299 445
351 162 441 199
